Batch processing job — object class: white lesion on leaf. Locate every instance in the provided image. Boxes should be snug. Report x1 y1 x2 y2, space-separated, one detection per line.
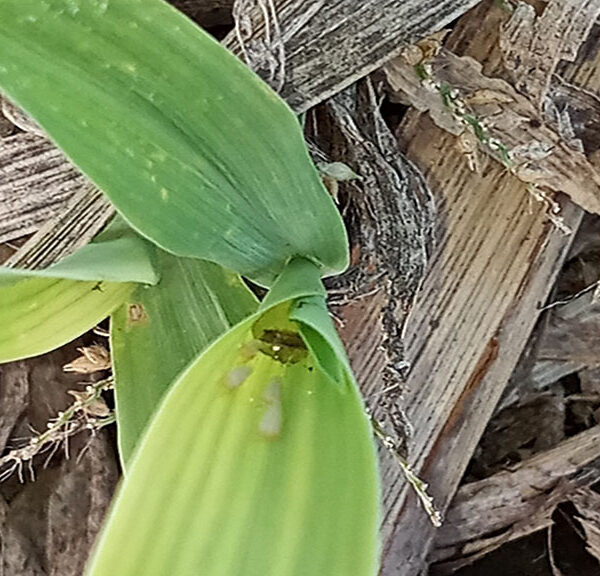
225 365 253 389
259 377 282 439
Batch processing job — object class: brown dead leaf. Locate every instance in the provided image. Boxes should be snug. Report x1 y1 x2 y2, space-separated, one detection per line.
465 88 514 106
401 44 425 67
385 46 600 214
401 29 451 66
416 29 450 60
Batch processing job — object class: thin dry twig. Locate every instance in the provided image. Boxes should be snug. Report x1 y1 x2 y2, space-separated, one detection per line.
0 379 115 483
370 414 442 527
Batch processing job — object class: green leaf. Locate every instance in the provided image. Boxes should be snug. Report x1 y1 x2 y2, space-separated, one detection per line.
0 217 159 287
111 251 258 466
0 277 134 363
0 0 348 286
0 219 157 362
261 257 349 385
87 297 379 576
292 296 349 385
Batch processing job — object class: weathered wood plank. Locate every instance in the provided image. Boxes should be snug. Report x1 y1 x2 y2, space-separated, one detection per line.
336 2 589 573
0 133 84 243
500 0 600 109
571 488 600 564
4 185 114 269
224 0 484 112
378 121 581 574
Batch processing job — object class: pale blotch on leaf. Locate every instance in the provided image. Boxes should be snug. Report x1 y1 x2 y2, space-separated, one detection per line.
123 62 137 75
259 378 282 439
225 365 252 390
150 149 167 163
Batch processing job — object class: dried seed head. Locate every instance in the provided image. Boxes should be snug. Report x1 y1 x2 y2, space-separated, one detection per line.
63 344 110 374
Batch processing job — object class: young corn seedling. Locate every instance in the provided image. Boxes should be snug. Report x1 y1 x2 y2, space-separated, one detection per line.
0 1 380 575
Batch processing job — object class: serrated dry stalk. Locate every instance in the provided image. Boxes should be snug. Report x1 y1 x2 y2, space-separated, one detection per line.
63 343 111 374
369 413 442 527
0 378 115 483
414 62 571 235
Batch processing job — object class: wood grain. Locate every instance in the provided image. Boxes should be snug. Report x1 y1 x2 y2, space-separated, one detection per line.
223 0 484 112
500 0 600 108
0 133 84 243
4 185 114 269
330 2 591 573
377 121 581 575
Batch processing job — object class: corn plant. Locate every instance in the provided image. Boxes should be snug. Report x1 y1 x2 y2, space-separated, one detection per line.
0 1 380 575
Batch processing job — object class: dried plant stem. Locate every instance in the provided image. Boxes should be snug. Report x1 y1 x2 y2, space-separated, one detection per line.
370 414 442 527
0 378 115 483
415 64 571 235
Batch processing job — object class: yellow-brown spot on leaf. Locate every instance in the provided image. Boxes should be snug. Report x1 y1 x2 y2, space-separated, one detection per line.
256 329 307 364
128 303 148 325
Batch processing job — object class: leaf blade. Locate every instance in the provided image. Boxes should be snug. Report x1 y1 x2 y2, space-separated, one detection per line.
88 307 379 576
0 218 156 362
111 252 258 466
0 218 158 287
0 276 133 363
0 0 348 284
